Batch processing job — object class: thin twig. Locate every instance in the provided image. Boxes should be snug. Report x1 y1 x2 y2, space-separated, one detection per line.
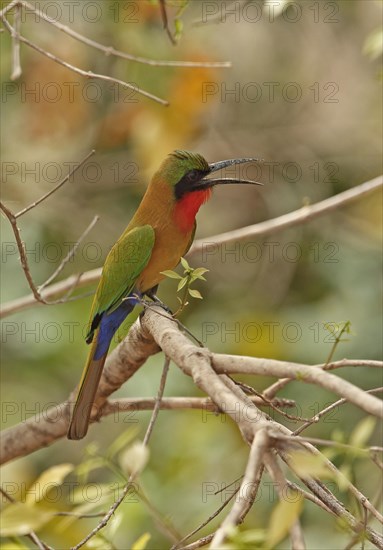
143 356 170 445
263 359 383 400
271 432 383 456
71 356 171 549
10 1 21 79
189 175 383 258
1 150 96 307
0 16 168 105
0 200 45 304
171 487 239 550
159 0 176 45
178 534 213 550
294 387 383 436
16 0 230 68
15 149 95 218
0 0 19 18
2 175 381 318
38 215 99 292
265 453 306 550
211 430 269 547
0 487 52 550
235 379 312 422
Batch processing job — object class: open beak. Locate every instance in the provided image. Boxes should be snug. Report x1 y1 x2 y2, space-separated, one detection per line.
194 157 263 190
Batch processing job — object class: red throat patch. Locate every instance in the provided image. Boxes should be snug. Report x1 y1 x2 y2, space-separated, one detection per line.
173 190 212 233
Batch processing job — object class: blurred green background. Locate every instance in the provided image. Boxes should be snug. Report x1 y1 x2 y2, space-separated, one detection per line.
1 0 382 548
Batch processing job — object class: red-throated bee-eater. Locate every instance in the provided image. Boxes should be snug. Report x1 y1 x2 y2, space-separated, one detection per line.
68 150 262 439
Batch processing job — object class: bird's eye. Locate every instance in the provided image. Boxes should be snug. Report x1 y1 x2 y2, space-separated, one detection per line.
187 169 199 181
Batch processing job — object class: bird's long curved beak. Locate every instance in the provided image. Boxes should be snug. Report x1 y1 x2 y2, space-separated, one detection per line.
195 157 263 190
208 157 262 173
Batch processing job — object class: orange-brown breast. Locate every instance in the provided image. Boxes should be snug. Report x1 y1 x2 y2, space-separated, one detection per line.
127 177 207 293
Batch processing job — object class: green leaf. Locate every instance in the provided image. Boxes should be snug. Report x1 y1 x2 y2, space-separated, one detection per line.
26 463 74 504
350 417 376 448
132 533 151 550
338 463 353 492
266 493 304 548
177 277 188 291
0 543 29 549
191 267 209 279
76 457 107 481
0 503 55 536
174 18 183 41
71 483 115 505
85 536 114 549
160 270 182 280
289 451 333 479
180 257 190 271
188 288 203 299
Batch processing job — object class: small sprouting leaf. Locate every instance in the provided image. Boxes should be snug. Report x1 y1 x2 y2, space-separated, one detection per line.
119 441 149 476
26 463 74 504
180 257 190 271
174 18 183 41
191 267 209 279
350 417 376 448
132 533 151 550
177 277 188 291
160 270 182 279
188 289 203 299
0 503 55 536
266 493 304 548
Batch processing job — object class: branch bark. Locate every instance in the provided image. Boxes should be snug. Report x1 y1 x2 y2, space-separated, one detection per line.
2 175 381 318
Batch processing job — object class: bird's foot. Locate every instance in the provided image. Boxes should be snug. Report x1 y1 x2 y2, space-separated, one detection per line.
144 292 173 315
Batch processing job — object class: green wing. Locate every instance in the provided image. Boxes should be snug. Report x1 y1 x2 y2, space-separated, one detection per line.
87 225 155 340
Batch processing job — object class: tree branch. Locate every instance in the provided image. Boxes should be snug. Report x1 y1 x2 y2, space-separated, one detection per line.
2 175 381 318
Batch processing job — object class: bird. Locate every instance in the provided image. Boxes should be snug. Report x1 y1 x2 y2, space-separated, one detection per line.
67 150 262 440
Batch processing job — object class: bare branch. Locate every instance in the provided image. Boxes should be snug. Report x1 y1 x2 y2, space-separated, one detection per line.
71 356 172 549
265 453 306 550
143 356 170 445
189 175 383 258
293 387 383 436
0 487 52 550
0 268 101 317
211 430 269 547
0 200 45 305
263 359 383 399
0 15 168 105
171 488 239 550
15 149 95 218
213 355 383 418
10 2 21 79
159 0 176 45
38 215 99 292
17 0 230 68
2 175 381 318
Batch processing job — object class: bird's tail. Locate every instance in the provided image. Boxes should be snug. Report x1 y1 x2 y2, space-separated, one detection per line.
67 328 108 440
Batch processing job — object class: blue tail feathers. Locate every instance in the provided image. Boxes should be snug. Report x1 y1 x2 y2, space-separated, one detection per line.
94 296 139 360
